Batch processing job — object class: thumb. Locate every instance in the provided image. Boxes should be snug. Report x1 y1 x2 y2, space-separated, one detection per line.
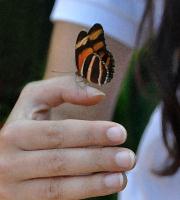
7 75 105 122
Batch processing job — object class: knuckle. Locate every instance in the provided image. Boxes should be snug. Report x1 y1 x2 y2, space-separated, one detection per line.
22 82 36 93
46 179 63 200
86 122 99 145
94 149 107 171
87 128 97 145
0 159 11 178
81 122 96 146
0 122 21 144
46 123 64 148
48 151 66 175
21 81 39 97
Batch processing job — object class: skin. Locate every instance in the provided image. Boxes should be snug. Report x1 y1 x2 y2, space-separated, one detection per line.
45 21 132 120
0 21 134 199
0 75 135 200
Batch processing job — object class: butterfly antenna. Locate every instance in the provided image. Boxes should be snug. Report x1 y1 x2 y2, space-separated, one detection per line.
51 70 75 74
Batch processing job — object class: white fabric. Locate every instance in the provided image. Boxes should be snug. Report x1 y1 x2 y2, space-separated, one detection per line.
120 106 180 200
50 0 163 48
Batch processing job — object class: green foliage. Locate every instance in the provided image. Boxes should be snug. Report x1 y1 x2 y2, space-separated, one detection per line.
113 49 159 152
0 0 55 122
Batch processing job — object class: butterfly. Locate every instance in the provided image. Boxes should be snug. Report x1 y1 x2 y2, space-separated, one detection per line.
75 23 115 86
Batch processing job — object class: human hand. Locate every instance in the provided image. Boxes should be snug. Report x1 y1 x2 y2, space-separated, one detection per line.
0 76 135 200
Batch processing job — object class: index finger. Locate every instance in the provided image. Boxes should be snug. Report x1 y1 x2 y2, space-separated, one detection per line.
22 75 105 107
10 120 127 150
7 75 105 122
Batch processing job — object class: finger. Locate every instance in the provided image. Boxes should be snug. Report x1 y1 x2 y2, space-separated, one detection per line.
21 173 127 200
16 148 135 180
23 75 106 107
29 76 105 106
11 120 127 150
8 76 105 122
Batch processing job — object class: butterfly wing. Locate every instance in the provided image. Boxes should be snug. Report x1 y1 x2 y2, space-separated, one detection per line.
75 31 94 75
88 23 106 54
75 23 115 85
101 50 115 83
80 53 109 85
88 23 115 83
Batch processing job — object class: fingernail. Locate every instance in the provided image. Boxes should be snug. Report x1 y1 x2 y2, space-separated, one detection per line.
104 173 124 188
106 126 127 143
115 151 135 168
86 86 105 97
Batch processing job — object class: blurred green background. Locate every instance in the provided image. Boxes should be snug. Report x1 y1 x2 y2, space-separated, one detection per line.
0 0 54 124
0 1 158 199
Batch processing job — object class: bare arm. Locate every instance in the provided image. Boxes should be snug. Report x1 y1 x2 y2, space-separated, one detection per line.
45 21 132 120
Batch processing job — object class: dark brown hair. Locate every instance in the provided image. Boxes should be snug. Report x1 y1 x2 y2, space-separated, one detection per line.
138 0 180 175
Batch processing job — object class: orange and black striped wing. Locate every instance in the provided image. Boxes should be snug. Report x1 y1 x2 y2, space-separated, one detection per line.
101 50 115 83
81 53 109 85
88 23 106 54
88 23 115 83
75 23 115 85
75 30 93 75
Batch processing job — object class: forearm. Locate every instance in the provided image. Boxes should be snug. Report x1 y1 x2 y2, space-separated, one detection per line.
45 21 132 120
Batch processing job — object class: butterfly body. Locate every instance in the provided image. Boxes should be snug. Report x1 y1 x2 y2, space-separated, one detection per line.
75 23 115 85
